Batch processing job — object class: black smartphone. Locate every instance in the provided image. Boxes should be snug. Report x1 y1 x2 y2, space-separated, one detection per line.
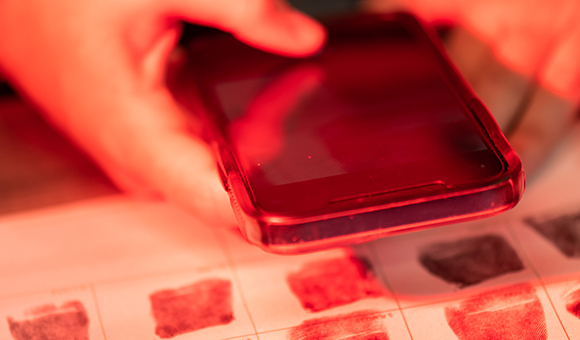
176 13 524 253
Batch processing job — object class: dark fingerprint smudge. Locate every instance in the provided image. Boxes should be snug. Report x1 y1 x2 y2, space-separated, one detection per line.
7 300 89 340
287 256 385 312
445 284 547 340
524 212 580 257
149 278 233 339
287 310 389 340
418 234 524 287
565 285 580 318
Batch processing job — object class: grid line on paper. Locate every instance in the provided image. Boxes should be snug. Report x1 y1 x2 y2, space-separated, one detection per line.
505 218 572 340
367 242 415 340
538 285 572 340
0 263 230 302
504 218 544 281
217 333 258 340
90 283 109 340
213 229 261 340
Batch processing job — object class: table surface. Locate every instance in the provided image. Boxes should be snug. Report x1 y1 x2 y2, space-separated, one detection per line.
0 93 119 216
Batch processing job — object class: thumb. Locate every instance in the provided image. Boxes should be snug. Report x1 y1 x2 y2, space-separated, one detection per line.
164 0 326 56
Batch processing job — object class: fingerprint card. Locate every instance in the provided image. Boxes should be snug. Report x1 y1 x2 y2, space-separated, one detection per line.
368 216 538 308
95 267 255 340
0 286 105 340
235 247 398 333
4 126 580 340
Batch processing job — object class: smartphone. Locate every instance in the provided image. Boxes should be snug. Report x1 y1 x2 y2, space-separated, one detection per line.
179 13 524 254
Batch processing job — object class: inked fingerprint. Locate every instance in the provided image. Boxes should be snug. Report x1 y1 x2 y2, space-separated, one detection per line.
149 279 233 339
287 257 384 312
524 213 580 257
419 234 524 287
287 310 388 340
564 285 580 319
445 284 547 340
7 300 89 340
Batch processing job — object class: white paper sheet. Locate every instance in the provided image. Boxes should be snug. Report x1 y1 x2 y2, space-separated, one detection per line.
3 126 580 340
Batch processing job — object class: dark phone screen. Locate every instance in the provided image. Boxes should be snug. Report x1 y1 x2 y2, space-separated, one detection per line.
194 17 504 214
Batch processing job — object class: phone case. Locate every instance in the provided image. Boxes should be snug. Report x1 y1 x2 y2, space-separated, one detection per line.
177 13 525 254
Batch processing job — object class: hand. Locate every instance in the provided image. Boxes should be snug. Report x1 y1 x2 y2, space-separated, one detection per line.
365 0 580 102
0 0 326 225
364 0 580 175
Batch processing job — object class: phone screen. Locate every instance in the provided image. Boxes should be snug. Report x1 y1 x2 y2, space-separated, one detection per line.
193 18 505 215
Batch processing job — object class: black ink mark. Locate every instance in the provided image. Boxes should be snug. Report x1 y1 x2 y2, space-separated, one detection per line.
7 300 89 340
524 213 580 257
419 234 524 287
150 279 233 338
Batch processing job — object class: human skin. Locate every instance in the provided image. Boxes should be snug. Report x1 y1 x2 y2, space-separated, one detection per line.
364 0 580 176
365 0 580 102
0 0 325 225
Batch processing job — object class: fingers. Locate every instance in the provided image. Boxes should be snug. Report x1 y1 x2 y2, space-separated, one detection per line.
538 22 580 103
79 89 237 226
508 86 577 178
445 27 533 132
165 0 326 56
232 5 326 57
509 17 580 178
0 0 327 227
